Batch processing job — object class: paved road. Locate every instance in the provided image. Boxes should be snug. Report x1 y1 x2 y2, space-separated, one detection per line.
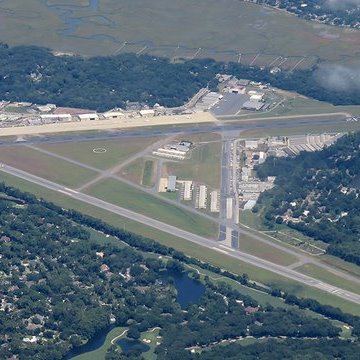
26 144 219 224
21 143 360 286
2 164 360 305
0 114 350 147
26 143 360 286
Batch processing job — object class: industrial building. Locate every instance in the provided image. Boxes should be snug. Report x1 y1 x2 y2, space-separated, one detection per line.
103 111 125 119
196 185 208 209
210 191 220 212
36 103 56 113
78 113 99 121
244 140 259 149
158 178 168 192
194 92 220 112
284 134 342 155
40 114 72 122
167 176 177 192
152 148 186 160
139 109 155 117
242 101 264 111
153 140 192 160
177 180 193 200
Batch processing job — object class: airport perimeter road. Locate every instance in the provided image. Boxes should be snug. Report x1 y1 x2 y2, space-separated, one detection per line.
2 164 360 305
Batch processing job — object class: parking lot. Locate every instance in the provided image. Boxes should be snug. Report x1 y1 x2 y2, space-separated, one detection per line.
210 93 250 116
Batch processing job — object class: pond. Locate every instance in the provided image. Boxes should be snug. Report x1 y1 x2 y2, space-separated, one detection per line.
66 325 114 359
160 269 206 309
67 270 205 358
117 338 150 354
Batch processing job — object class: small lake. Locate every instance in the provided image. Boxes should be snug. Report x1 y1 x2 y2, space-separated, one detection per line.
117 338 150 354
67 270 205 358
66 325 114 359
160 269 206 309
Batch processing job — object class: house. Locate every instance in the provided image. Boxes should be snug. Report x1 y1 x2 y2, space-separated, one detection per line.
244 306 259 315
100 264 110 273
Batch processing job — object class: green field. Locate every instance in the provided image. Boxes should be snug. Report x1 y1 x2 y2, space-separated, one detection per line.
164 140 222 189
85 178 218 238
231 97 360 121
39 137 161 170
71 324 160 360
321 255 360 279
0 146 97 187
120 158 144 185
240 121 360 139
238 233 298 266
297 264 360 296
1 171 360 315
121 157 156 187
72 327 127 360
142 160 155 187
141 328 161 360
1 0 360 68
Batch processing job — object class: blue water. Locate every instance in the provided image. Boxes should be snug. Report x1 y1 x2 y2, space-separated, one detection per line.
66 270 204 358
44 0 101 37
117 338 150 354
161 270 206 309
65 325 114 359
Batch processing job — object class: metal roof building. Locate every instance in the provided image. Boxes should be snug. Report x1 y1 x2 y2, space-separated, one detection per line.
167 176 177 192
242 101 264 111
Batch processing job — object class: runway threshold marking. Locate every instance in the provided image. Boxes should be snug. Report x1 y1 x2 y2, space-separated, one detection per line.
212 246 229 254
58 189 73 196
64 187 79 194
219 244 235 252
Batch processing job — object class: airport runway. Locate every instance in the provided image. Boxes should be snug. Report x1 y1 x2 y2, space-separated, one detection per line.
2 163 360 305
0 114 349 147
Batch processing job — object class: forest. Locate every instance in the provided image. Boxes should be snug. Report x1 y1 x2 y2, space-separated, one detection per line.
0 43 360 112
0 183 360 359
255 131 360 266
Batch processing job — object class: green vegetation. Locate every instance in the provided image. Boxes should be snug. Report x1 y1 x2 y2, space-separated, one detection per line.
253 0 360 29
3 182 359 359
72 327 127 360
141 328 161 360
238 233 298 266
240 210 266 230
225 97 360 121
39 137 161 170
85 178 218 238
270 97 360 117
321 255 360 278
0 145 97 187
142 160 155 187
297 264 360 296
165 140 222 189
1 171 360 314
1 0 359 66
256 131 360 266
240 121 360 139
1 44 360 114
121 158 145 185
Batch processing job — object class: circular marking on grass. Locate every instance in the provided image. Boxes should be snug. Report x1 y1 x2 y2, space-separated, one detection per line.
93 148 107 154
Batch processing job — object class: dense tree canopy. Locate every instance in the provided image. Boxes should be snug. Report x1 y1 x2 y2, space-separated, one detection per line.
0 43 359 112
256 131 360 265
249 0 360 28
0 183 359 359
